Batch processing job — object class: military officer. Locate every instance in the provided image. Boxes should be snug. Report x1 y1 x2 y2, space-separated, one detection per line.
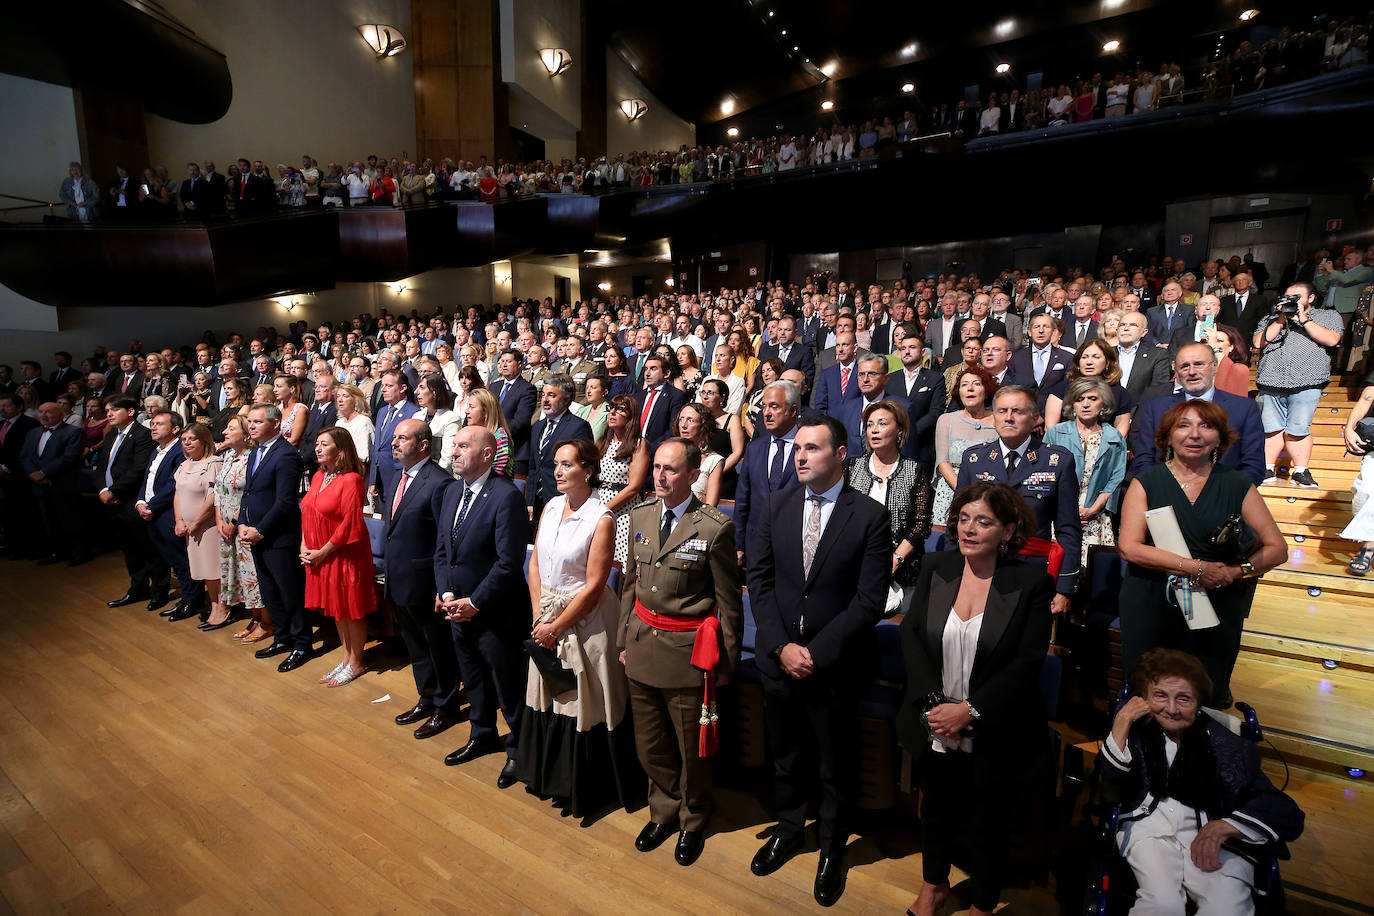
955 385 1080 611
562 335 601 404
618 437 743 867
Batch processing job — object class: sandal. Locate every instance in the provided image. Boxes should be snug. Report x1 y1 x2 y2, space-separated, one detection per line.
319 662 347 684
242 629 276 644
1350 548 1374 576
231 624 255 640
326 664 362 687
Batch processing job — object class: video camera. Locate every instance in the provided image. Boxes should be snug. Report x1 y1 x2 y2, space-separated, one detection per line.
1273 294 1302 316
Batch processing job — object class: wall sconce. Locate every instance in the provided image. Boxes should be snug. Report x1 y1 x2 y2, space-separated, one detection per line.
390 282 408 295
358 24 408 59
664 277 675 287
619 98 648 121
597 281 612 292
496 273 511 285
539 48 573 77
280 299 298 312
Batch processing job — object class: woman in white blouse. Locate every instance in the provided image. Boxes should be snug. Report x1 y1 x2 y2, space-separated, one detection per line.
415 373 460 471
435 343 462 391
333 384 374 477
1047 84 1074 125
978 93 1002 136
699 345 746 416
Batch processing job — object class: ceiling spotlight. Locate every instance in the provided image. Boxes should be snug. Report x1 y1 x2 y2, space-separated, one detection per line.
994 18 1015 37
767 9 774 16
720 98 735 115
358 24 408 59
820 100 834 110
995 62 1011 74
792 45 799 51
538 48 573 77
1102 39 1121 52
780 29 787 35
901 43 918 58
726 126 740 137
1239 8 1260 20
664 278 675 287
820 60 838 77
597 281 612 292
901 82 915 93
619 98 648 121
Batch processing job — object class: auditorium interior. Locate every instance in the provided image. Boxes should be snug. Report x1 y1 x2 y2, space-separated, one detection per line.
2 0 1374 912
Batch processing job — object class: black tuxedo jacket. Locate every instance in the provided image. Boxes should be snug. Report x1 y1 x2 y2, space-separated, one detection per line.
747 483 891 681
898 551 1053 762
94 422 154 501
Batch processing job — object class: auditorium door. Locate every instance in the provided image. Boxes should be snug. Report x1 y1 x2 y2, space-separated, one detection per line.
1208 211 1306 288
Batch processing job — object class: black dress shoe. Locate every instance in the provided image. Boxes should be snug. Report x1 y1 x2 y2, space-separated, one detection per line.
146 595 171 612
413 712 460 740
751 834 804 877
107 592 149 608
674 830 704 867
277 649 312 672
166 604 200 622
35 553 63 566
254 641 292 659
199 616 238 631
159 601 187 618
394 703 434 726
496 757 519 789
443 735 504 766
634 820 679 853
813 855 847 907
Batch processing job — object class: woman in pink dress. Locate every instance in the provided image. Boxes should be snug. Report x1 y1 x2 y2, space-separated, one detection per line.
172 424 222 626
300 427 374 686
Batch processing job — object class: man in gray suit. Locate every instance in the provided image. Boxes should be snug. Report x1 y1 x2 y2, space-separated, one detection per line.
59 162 100 221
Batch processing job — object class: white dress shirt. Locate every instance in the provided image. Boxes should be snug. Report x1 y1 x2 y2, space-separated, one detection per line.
139 441 177 506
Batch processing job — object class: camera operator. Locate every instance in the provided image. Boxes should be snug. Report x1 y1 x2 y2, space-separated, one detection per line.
1252 282 1344 487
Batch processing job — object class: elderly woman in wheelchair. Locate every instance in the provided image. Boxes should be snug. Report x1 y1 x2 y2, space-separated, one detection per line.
1101 648 1304 915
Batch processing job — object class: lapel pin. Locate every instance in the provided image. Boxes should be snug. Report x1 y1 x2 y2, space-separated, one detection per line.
1026 451 1036 463
1049 453 1059 467
970 453 978 464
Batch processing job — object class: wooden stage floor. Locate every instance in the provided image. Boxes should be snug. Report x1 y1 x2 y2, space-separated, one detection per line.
2 552 1371 914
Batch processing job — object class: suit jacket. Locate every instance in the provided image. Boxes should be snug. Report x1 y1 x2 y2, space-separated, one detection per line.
19 423 84 492
746 483 891 680
49 366 79 389
797 315 823 350
834 394 917 459
491 376 537 469
635 383 688 451
1220 291 1268 339
997 312 1025 348
816 345 873 376
956 436 1081 593
94 422 154 501
1065 319 1101 349
525 411 594 508
1129 390 1265 487
924 317 962 358
371 400 419 492
896 551 1054 762
734 431 799 558
201 172 228 213
885 368 946 463
300 401 338 471
1146 302 1192 343
179 176 216 215
618 497 743 688
59 176 101 220
136 442 185 515
234 438 303 549
757 341 816 393
869 320 895 356
432 474 530 632
1118 344 1172 406
0 414 39 473
702 334 730 369
110 370 147 398
813 361 864 414
1007 346 1074 400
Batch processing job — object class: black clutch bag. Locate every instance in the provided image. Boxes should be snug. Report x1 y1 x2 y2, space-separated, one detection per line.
524 638 577 695
1356 417 1374 450
919 691 976 739
1211 512 1260 562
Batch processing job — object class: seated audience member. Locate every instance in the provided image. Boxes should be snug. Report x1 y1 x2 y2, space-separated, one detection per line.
1130 343 1266 487
1044 378 1127 565
733 380 800 564
1103 649 1305 914
21 401 88 566
1341 374 1374 574
139 411 200 619
213 415 272 643
845 400 928 609
932 367 999 529
1042 338 1134 437
899 482 1053 916
172 423 222 626
1117 400 1286 708
675 402 725 505
1007 313 1073 407
1167 294 1224 354
956 386 1080 611
301 428 375 687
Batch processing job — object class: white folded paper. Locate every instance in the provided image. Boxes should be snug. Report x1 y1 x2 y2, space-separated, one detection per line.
1144 505 1220 630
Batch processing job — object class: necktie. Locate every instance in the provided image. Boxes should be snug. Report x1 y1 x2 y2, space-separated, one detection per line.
122 374 131 393
769 437 787 490
392 470 410 515
802 494 823 579
1077 323 1088 345
450 487 474 546
383 405 396 436
539 415 558 454
1034 349 1047 384
1005 449 1019 478
498 381 509 404
659 507 675 548
839 365 851 396
640 388 659 428
1166 306 1175 327
105 429 126 488
780 346 790 362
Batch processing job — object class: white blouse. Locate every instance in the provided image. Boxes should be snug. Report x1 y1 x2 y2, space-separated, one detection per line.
933 608 984 754
536 494 612 594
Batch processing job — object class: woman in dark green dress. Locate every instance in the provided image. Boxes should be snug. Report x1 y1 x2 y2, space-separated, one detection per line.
1116 400 1286 707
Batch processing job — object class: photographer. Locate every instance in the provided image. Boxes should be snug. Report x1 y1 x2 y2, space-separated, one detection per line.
1340 374 1374 574
1252 283 1343 487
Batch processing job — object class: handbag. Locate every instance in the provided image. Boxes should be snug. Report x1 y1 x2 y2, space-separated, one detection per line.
1355 416 1374 450
523 638 576 695
1211 512 1260 561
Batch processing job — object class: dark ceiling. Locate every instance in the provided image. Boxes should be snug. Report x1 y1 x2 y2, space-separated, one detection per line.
605 0 1364 137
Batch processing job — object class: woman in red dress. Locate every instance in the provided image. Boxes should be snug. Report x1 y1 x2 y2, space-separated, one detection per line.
300 427 375 687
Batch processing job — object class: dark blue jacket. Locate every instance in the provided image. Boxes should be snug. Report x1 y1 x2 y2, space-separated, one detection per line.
371 400 419 492
138 442 185 515
491 376 537 468
734 431 799 561
525 411 594 507
433 475 531 632
1129 389 1265 487
383 459 454 608
234 438 303 550
18 422 85 492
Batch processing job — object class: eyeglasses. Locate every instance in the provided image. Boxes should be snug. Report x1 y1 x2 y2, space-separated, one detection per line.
609 405 631 414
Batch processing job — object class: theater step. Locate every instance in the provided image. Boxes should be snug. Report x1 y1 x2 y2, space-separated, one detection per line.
1229 654 1374 773
1244 586 1374 673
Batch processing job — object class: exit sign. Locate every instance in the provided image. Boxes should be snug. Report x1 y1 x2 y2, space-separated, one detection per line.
1244 220 1263 230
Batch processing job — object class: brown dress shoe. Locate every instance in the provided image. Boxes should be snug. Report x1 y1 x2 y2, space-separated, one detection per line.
394 703 434 726
413 711 461 740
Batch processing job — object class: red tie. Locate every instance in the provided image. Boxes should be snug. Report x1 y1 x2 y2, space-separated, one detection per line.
121 374 131 393
839 365 851 396
392 470 409 515
0 418 10 445
240 178 247 199
640 388 658 427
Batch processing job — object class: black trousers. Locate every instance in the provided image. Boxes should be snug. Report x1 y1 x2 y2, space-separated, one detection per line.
33 485 87 559
111 501 168 597
148 510 202 607
919 749 1018 912
761 673 860 856
393 601 463 715
252 541 308 650
451 619 526 755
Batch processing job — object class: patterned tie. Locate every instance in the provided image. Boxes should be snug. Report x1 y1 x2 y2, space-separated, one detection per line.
450 487 474 547
839 365 852 396
539 415 558 454
802 494 823 579
769 437 787 490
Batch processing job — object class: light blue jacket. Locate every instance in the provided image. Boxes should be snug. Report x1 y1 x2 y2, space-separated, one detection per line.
1043 421 1127 513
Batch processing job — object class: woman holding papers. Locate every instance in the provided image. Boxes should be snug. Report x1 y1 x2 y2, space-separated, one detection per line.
1117 401 1286 708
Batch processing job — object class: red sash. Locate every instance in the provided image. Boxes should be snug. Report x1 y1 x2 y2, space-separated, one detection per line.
634 600 722 756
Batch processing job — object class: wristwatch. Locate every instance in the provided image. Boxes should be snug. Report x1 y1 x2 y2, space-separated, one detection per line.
965 701 981 720
1240 560 1260 579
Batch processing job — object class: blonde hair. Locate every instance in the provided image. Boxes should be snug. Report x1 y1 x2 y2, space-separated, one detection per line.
336 383 370 418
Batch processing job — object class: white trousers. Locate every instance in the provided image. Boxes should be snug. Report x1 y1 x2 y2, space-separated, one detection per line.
1120 805 1255 915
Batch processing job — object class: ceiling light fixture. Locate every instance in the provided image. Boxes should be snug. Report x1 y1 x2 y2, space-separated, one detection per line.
901 43 918 58
820 60 838 77
358 24 407 59
726 126 740 137
901 82 915 93
1239 8 1260 20
597 281 612 292
619 98 649 121
780 29 787 35
720 98 735 115
1102 39 1121 52
538 48 573 77
767 9 774 16
792 45 799 51
664 278 675 287
994 18 1015 37
820 100 834 111
995 62 1011 74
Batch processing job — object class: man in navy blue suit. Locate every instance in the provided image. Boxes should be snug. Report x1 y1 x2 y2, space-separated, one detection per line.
734 380 801 565
1007 313 1073 409
635 355 687 453
526 375 594 526
236 404 310 672
383 419 461 740
435 426 531 789
369 368 419 504
756 316 816 396
1129 342 1266 486
1146 281 1191 344
490 350 537 475
135 411 200 620
885 333 945 463
812 332 862 415
956 386 1081 610
832 356 912 458
19 401 88 566
746 415 890 906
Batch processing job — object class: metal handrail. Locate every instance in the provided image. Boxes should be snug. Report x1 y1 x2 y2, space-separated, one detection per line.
0 194 60 217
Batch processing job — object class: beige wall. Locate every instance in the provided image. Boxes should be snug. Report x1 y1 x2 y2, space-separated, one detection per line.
511 259 580 306
499 0 581 130
145 0 417 172
0 73 83 211
605 51 695 158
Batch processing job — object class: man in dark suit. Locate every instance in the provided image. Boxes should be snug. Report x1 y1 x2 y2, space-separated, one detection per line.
236 404 310 671
1219 271 1268 340
1066 296 1101 350
491 350 537 475
299 377 338 478
1129 343 1266 487
109 353 146 398
369 369 419 504
134 411 199 620
886 334 946 462
968 294 1008 343
796 303 823 351
96 398 165 604
734 381 801 564
1007 314 1073 407
436 426 531 788
179 162 216 217
635 355 687 453
834 356 913 458
979 335 1020 388
746 415 890 907
1115 312 1172 409
955 386 1081 610
200 160 228 213
0 393 40 558
19 402 87 566
756 316 816 395
1167 295 1224 354
1127 272 1157 312
48 352 78 391
1146 281 1190 343
231 158 276 215
813 333 863 415
526 375 594 527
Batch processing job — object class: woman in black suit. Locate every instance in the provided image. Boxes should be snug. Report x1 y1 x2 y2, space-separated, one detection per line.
897 481 1053 916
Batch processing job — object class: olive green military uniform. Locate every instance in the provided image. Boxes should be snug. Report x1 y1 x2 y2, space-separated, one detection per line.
565 357 600 404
